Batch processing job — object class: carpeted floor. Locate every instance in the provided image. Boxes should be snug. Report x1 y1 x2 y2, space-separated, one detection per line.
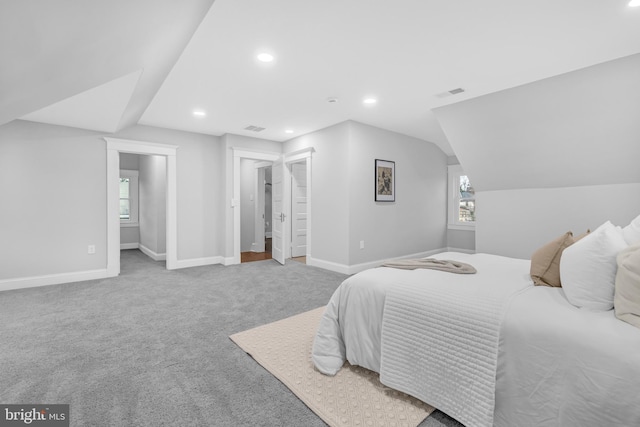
0 249 464 427
231 307 434 427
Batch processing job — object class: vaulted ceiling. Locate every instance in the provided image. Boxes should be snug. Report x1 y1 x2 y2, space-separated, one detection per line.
2 0 640 156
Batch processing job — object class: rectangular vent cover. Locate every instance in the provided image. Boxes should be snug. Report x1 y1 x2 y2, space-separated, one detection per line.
244 125 266 132
436 87 466 98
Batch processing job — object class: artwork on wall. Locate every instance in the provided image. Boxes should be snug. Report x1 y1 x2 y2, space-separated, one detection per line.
375 159 395 202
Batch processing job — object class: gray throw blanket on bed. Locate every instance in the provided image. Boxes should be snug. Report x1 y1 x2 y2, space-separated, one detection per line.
381 258 477 274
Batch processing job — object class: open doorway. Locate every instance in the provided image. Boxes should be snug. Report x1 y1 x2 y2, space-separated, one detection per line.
231 147 313 266
105 137 177 277
119 153 167 265
240 159 273 263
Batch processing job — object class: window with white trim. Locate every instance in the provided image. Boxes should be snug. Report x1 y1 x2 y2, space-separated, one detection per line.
448 164 475 229
120 170 139 226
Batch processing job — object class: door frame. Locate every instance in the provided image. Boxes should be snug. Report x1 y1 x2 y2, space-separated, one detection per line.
283 147 314 259
253 161 272 253
232 148 280 264
105 137 178 276
231 146 314 264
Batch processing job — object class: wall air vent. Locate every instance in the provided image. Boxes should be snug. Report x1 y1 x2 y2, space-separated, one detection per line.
244 125 266 132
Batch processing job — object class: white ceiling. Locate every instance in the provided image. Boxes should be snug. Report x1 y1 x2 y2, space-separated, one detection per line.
21 70 143 133
4 0 640 156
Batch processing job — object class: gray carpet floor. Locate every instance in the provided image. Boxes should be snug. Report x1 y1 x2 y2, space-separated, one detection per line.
0 249 463 427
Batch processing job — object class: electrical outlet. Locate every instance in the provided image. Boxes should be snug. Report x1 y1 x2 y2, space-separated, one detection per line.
88 245 96 254
360 240 365 250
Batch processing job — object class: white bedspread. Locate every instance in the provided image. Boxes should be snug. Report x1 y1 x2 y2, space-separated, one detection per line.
496 286 640 427
312 253 533 427
312 252 640 426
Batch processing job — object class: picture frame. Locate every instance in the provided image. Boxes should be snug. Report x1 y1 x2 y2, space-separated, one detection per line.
375 159 395 202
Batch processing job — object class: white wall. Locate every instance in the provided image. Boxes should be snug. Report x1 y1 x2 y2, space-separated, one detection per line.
139 154 167 257
477 183 640 259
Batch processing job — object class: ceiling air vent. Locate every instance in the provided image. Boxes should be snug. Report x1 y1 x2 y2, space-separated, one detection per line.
435 87 466 99
244 125 266 132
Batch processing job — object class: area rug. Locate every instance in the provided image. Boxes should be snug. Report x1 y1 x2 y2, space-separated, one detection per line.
230 307 434 427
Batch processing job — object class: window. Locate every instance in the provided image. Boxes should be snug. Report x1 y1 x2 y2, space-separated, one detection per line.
448 164 475 229
120 170 139 226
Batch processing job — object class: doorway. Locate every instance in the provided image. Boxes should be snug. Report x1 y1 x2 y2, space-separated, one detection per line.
105 137 178 277
240 160 273 263
231 147 313 266
119 152 167 264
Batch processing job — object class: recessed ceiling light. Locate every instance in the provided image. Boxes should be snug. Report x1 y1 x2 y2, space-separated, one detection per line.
285 129 294 134
629 0 640 7
363 97 377 105
193 110 206 117
257 53 274 62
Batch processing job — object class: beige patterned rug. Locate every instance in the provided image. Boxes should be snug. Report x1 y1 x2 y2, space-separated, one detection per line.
230 307 434 427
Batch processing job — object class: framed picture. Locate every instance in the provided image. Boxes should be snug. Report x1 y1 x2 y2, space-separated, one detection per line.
375 159 395 202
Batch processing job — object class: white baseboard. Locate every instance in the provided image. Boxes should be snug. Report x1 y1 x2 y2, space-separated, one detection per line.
0 269 109 292
173 256 223 269
265 232 272 238
307 248 450 276
446 247 476 254
139 244 166 261
345 248 449 275
306 257 351 275
120 242 139 250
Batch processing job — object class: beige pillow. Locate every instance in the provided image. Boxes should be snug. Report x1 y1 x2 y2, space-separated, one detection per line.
530 232 575 287
614 244 640 329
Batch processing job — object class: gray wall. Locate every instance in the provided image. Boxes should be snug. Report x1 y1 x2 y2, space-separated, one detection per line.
139 154 167 256
284 122 353 266
477 184 640 259
0 120 224 281
0 120 107 279
119 152 140 247
284 121 448 269
222 133 283 259
240 158 256 252
116 124 224 261
434 54 640 258
347 121 447 265
447 229 475 252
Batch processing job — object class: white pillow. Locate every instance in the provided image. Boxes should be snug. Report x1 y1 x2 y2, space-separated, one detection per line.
560 221 628 311
622 214 640 245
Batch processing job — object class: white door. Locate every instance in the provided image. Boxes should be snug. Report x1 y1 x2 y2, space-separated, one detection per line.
272 157 286 265
291 162 307 257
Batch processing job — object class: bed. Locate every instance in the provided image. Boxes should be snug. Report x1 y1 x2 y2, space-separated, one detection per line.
311 251 640 427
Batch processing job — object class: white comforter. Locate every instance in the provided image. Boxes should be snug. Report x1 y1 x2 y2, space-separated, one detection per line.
312 252 640 427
